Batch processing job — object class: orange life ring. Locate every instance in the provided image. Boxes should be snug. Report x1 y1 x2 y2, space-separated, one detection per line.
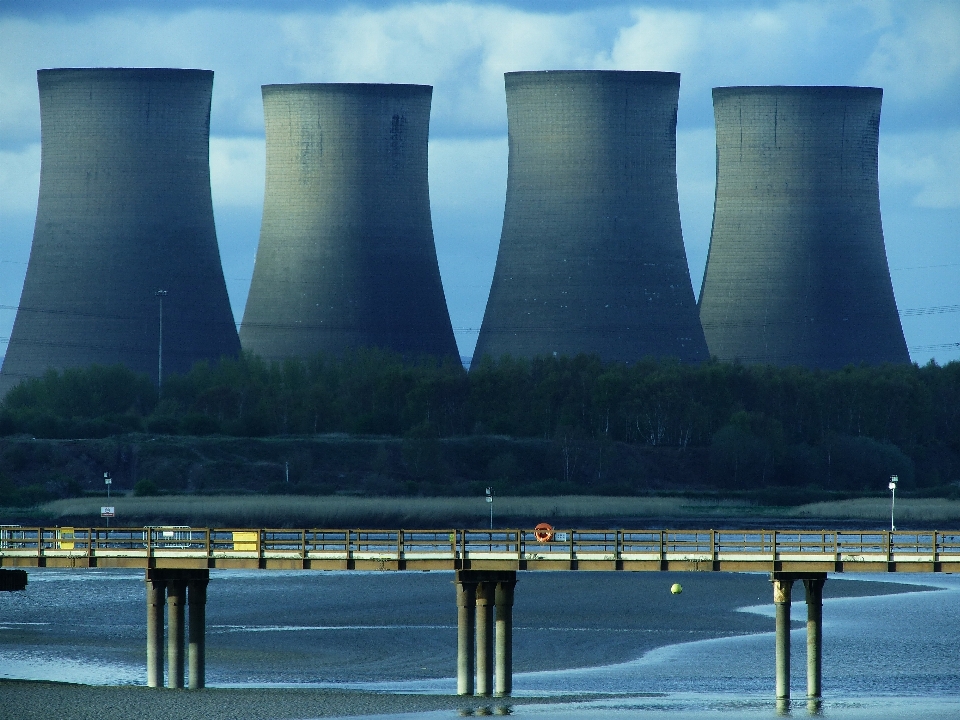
534 523 554 543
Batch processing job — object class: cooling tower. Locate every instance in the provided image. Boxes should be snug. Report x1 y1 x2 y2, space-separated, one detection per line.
697 86 909 368
0 68 240 394
473 71 709 364
238 83 459 361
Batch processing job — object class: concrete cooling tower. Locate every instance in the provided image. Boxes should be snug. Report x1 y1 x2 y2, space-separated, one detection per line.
697 86 909 368
473 71 709 364
0 68 240 394
239 83 458 362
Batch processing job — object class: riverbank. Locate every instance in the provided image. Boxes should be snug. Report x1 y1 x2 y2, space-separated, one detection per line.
0 680 606 720
14 493 960 529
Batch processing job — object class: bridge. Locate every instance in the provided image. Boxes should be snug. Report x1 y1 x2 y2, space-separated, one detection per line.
3 526 958 705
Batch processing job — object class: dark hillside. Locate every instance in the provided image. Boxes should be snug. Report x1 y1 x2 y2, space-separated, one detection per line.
0 353 957 506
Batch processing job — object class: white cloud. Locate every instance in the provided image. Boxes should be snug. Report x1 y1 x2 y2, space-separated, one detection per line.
0 142 40 214
675 127 716 295
881 130 960 209
860 2 960 103
428 136 507 214
209 137 265 209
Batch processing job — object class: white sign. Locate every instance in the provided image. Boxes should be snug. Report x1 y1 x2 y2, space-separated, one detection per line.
554 532 568 542
100 507 115 517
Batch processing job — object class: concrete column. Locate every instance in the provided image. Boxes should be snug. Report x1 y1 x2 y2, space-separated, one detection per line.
166 579 186 689
494 579 516 697
188 575 209 690
773 577 793 700
804 576 826 699
145 577 166 688
456 580 477 696
475 582 495 696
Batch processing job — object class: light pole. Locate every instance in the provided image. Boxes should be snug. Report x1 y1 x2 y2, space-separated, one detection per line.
888 475 898 531
155 290 167 392
485 487 493 529
104 471 111 498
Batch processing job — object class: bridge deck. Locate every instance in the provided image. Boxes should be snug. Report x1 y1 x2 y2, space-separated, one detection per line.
3 527 960 573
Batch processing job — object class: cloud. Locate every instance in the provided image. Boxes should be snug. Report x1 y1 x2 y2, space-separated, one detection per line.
0 4 619 144
859 1 960 103
0 143 40 214
428 136 507 214
209 137 265 209
881 129 960 209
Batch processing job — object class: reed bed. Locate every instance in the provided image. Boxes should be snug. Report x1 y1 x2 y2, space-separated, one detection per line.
27 494 960 528
37 494 746 528
790 497 960 524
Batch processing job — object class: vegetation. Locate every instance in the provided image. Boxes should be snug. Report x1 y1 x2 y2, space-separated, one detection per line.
33 494 960 529
0 352 957 504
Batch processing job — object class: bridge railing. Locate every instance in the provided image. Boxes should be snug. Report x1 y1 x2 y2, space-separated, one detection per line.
3 527 960 565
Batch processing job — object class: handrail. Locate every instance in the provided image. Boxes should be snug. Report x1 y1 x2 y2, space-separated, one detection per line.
2 526 959 569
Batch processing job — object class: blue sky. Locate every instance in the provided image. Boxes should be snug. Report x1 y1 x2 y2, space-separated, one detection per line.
1 0 958 362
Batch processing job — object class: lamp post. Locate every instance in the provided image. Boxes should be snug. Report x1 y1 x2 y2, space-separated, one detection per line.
485 487 493 529
104 471 111 498
888 475 898 531
155 289 168 392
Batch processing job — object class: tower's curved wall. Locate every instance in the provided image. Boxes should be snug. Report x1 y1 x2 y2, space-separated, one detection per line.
473 71 708 364
698 86 909 368
0 68 240 394
239 83 458 361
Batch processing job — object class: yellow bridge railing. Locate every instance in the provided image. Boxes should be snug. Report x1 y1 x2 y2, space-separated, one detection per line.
2 526 960 573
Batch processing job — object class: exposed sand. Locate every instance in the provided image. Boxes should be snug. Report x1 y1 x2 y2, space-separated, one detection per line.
0 681 621 720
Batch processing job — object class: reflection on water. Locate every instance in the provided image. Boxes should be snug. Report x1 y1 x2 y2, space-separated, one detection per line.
2 570 960 718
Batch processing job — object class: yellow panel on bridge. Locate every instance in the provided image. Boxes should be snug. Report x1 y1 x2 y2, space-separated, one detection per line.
232 531 259 552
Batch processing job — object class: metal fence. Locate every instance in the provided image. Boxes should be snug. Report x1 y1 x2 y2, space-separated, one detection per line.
1 527 959 566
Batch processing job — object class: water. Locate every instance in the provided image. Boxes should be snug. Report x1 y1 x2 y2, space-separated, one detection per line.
2 569 959 718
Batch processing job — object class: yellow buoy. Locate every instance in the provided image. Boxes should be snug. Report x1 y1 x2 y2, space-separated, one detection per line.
670 583 683 595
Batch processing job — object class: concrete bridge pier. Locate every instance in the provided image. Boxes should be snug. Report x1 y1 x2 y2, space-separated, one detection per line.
772 573 827 702
494 578 516 697
145 569 210 690
167 579 186 688
145 576 166 687
475 581 494 696
188 575 210 689
456 570 517 697
773 577 793 700
804 576 826 699
456 578 477 695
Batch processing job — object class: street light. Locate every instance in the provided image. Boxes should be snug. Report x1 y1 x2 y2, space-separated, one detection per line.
104 471 112 498
485 487 493 529
888 475 898 531
155 289 168 392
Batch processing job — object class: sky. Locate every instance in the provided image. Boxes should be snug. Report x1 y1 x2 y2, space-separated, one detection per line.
0 0 958 364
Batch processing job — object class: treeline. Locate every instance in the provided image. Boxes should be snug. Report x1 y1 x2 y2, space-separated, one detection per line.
1 351 959 494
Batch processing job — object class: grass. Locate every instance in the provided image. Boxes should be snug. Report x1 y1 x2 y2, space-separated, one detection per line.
13 494 960 529
790 497 960 524
32 494 736 528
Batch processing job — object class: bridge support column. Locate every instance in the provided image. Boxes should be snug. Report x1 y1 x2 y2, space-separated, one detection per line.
475 581 494 696
145 577 166 688
457 570 517 697
188 575 209 689
494 577 516 697
167 579 186 688
773 577 793 700
772 572 828 704
456 578 477 696
146 569 210 690
804 576 826 700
